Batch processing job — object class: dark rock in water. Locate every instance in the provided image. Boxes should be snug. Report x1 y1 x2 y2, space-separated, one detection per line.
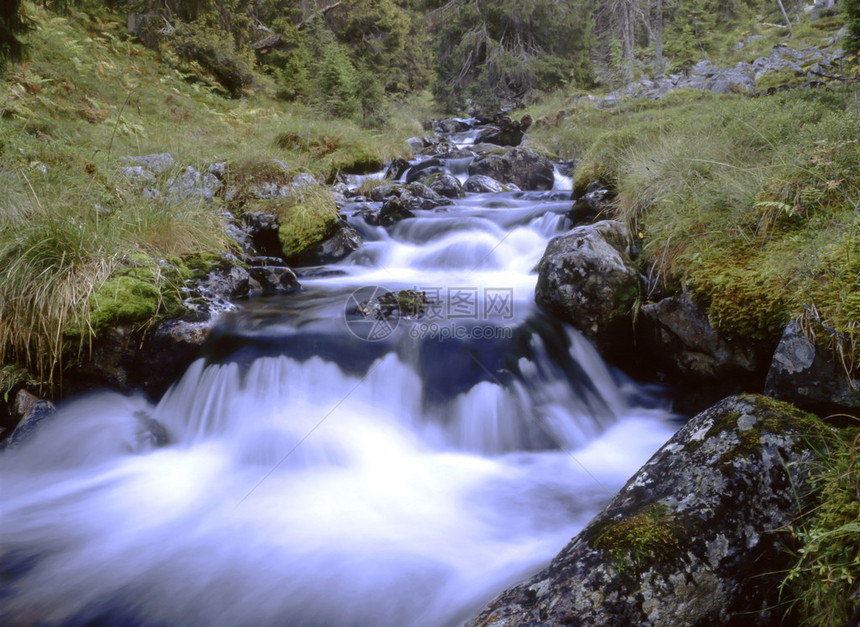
463 175 518 194
405 162 447 185
468 394 827 627
535 220 640 358
468 147 554 191
639 292 759 381
426 173 464 199
377 198 416 227
133 410 169 450
475 114 533 147
353 289 430 320
290 220 361 266
2 390 56 449
248 266 301 295
384 158 411 181
765 320 860 411
434 118 472 133
203 260 250 300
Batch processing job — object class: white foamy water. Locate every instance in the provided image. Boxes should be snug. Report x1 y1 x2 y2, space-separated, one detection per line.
0 131 680 626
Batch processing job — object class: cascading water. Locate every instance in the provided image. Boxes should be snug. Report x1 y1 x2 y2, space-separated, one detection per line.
0 124 681 626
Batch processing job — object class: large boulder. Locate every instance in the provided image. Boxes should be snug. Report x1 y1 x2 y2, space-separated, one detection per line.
535 221 641 357
468 394 827 627
468 147 555 191
765 320 860 411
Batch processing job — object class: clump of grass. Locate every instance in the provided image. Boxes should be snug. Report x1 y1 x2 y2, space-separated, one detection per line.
541 87 859 367
0 165 229 387
275 183 339 260
782 423 860 626
355 176 391 196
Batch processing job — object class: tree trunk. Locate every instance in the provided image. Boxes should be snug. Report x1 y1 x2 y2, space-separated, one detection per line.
776 0 794 37
655 0 664 76
622 0 635 81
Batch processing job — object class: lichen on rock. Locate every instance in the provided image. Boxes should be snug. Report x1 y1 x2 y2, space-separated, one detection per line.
468 394 830 627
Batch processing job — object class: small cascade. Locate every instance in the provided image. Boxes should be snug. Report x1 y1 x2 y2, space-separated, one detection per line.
0 115 681 627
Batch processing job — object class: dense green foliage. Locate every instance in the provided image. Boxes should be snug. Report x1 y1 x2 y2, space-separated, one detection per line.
845 0 860 54
427 0 596 111
0 0 31 73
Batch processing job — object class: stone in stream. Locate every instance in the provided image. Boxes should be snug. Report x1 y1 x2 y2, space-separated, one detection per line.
468 394 827 627
425 172 464 199
534 220 641 358
463 175 519 194
468 146 554 191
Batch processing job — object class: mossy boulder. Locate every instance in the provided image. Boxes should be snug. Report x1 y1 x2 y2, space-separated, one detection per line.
88 273 180 336
276 186 340 262
468 394 829 627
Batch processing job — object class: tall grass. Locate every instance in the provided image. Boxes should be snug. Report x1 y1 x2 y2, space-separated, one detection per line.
0 166 229 386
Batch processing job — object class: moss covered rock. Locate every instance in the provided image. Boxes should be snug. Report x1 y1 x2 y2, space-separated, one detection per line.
276 186 339 262
468 394 829 626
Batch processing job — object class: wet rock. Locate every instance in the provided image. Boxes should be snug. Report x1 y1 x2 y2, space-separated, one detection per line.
425 172 464 199
468 394 827 627
535 220 640 357
468 147 555 191
377 198 416 226
434 118 472 133
291 220 361 266
765 320 860 410
2 391 56 449
384 158 411 181
463 175 513 193
248 266 301 295
404 159 447 185
202 260 250 300
475 114 533 147
405 137 425 155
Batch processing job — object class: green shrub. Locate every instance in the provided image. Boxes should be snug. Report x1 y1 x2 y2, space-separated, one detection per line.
170 20 256 97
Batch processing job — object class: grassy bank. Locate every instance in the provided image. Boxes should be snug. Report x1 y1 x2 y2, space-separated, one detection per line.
0 6 432 392
523 85 859 375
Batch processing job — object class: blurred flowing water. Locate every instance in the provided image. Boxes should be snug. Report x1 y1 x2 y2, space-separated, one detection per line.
0 147 680 626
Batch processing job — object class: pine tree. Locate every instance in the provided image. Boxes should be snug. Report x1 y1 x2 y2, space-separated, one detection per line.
845 0 860 55
0 0 31 74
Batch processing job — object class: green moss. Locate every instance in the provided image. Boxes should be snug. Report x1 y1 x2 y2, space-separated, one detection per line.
592 504 682 570
276 185 339 260
329 141 384 175
755 68 806 91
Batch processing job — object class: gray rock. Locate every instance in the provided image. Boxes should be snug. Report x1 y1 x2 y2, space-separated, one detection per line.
203 261 250 300
534 220 640 356
3 390 56 449
468 147 555 191
426 173 464 199
168 166 221 201
463 175 513 193
639 292 758 381
122 152 174 174
765 320 860 409
248 266 300 295
406 137 424 155
120 166 156 183
468 394 826 627
243 212 282 257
